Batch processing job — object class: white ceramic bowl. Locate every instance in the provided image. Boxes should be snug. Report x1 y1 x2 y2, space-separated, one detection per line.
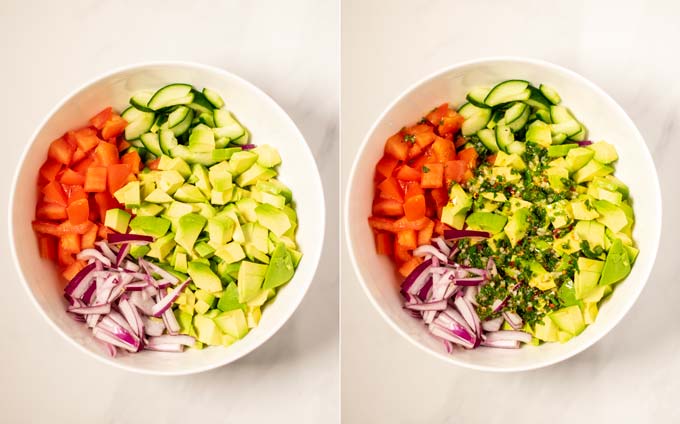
9 62 325 375
345 57 661 372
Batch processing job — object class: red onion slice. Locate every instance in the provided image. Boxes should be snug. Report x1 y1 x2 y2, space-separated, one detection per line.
148 334 195 347
151 280 190 317
107 233 153 245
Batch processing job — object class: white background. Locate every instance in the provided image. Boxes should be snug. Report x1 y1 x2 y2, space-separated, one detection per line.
342 1 680 423
0 1 338 423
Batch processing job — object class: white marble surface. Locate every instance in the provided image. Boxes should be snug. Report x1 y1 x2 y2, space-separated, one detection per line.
341 1 679 423
0 1 338 423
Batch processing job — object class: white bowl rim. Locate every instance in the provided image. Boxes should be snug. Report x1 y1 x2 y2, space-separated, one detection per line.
344 55 662 372
9 60 326 376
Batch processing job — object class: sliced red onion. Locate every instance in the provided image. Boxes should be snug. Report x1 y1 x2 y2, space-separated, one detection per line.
486 257 498 278
455 277 485 286
413 245 448 263
442 339 454 354
463 285 479 306
151 280 190 317
481 339 520 349
503 311 524 330
140 259 180 285
93 326 137 352
454 295 482 343
162 308 180 335
492 296 509 313
484 330 532 344
122 260 140 272
443 229 490 240
124 281 149 291
64 262 97 297
129 291 155 315
119 295 144 337
432 237 451 257
577 140 593 146
481 316 504 332
145 343 185 352
107 233 153 245
115 243 130 267
98 315 139 349
429 323 474 349
241 144 256 150
401 259 432 294
148 334 195 347
439 308 473 334
404 299 447 311
143 317 166 336
68 304 111 315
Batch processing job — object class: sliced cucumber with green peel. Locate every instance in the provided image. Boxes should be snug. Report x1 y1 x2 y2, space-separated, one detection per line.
202 88 225 109
461 108 492 136
167 106 191 128
495 123 514 152
507 141 526 155
230 129 250 146
535 109 552 123
550 120 581 137
140 132 162 156
129 90 155 112
466 87 491 108
458 102 484 119
568 124 587 141
540 84 561 105
477 128 499 152
187 89 215 115
159 129 178 155
486 109 506 130
504 102 527 125
122 107 155 140
484 80 530 107
507 107 530 132
213 109 245 140
147 84 193 110
167 108 194 137
198 112 215 127
525 86 551 110
551 133 567 144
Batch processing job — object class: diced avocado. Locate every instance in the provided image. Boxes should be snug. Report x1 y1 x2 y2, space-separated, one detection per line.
587 184 622 205
145 188 174 204
173 184 206 203
263 243 295 289
255 204 292 236
158 156 191 178
624 244 639 263
558 331 574 343
210 188 233 205
178 289 196 315
215 242 246 264
214 309 249 339
534 315 559 342
242 222 269 253
129 215 170 237
596 175 629 199
557 279 578 307
208 161 233 191
574 266 601 300
493 151 526 170
114 181 141 208
217 283 244 312
193 314 222 345
174 310 194 335
257 179 293 203
571 200 600 220
528 261 556 291
188 261 222 293
582 302 599 325
254 144 282 168
237 261 268 303
188 123 216 153
164 201 196 218
174 251 188 273
194 289 215 308
504 207 530 247
465 212 507 234
194 203 216 219
575 220 606 252
546 200 573 229
545 166 569 191
549 305 585 335
174 214 207 252
129 244 150 259
573 159 614 184
194 241 215 258
526 120 552 147
236 197 259 222
599 238 631 286
246 306 262 328
593 200 628 233
251 188 286 209
491 166 521 184
190 164 212 198
480 192 507 203
588 141 618 164
134 202 164 217
146 233 176 261
229 151 258 176
236 163 277 187
565 147 594 172
547 143 577 158
194 299 211 315
446 183 472 217
207 216 235 247
104 208 131 234
245 244 270 264
553 230 581 255
156 170 185 195
246 289 273 307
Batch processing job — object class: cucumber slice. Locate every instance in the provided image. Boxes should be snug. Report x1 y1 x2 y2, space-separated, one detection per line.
202 88 225 109
230 129 250 146
507 107 530 132
540 84 562 105
198 112 215 127
159 129 178 155
129 90 155 112
551 133 567 145
484 80 530 107
526 121 552 147
147 84 193 110
568 124 587 141
122 108 155 140
128 139 144 148
187 90 215 115
169 145 238 166
535 109 552 124
167 106 190 128
550 120 581 137
477 128 499 152
458 102 484 119
166 109 194 137
213 109 245 140
525 86 551 110
507 141 526 155
504 102 527 125
486 109 505 130
550 105 573 123
495 123 514 152
461 108 492 136
215 136 229 149
140 132 162 156
466 87 491 108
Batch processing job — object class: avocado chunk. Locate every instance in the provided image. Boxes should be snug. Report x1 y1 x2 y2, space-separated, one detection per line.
254 144 282 168
526 120 552 147
565 147 594 172
528 261 556 291
588 141 618 164
465 212 507 233
571 200 600 220
504 207 530 247
208 161 233 191
217 282 244 312
188 123 216 153
215 241 246 264
582 302 599 324
255 204 292 236
214 309 249 339
156 170 185 195
158 156 191 178
145 188 174 203
129 215 170 237
133 202 164 217
113 181 141 208
188 261 222 293
237 261 268 303
599 238 631 286
104 208 131 234
193 314 222 345
593 200 628 233
573 159 614 183
207 216 235 247
550 305 586 336
173 184 206 203
229 151 258 176
534 315 559 342
574 257 603 299
174 214 207 252
263 243 295 290
146 233 176 261
236 163 277 187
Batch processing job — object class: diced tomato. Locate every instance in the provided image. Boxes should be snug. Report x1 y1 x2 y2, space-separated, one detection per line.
118 139 131 152
438 110 465 136
65 185 87 204
38 235 57 260
375 155 399 180
404 182 424 199
39 159 62 182
71 148 88 164
444 160 467 185
107 163 132 194
72 156 94 175
462 168 474 183
434 220 453 236
430 187 449 209
57 245 75 267
81 224 98 249
93 142 119 166
59 233 81 254
368 216 396 232
98 224 113 240
121 151 142 174
418 220 435 246
384 132 409 161
48 137 75 165
398 256 423 277
394 240 412 263
458 147 479 170
396 229 417 249
35 202 68 221
407 142 425 159
375 232 393 256
372 199 404 217
377 176 404 202
403 194 426 221
57 220 95 235
147 158 161 170
420 163 444 188
73 128 101 152
101 115 127 140
393 216 431 231
62 260 86 281
89 107 113 130
66 198 89 225
395 165 421 182
84 166 107 192
425 103 449 127
59 168 85 185
431 136 457 163
41 180 68 206
454 135 468 148
93 191 119 221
